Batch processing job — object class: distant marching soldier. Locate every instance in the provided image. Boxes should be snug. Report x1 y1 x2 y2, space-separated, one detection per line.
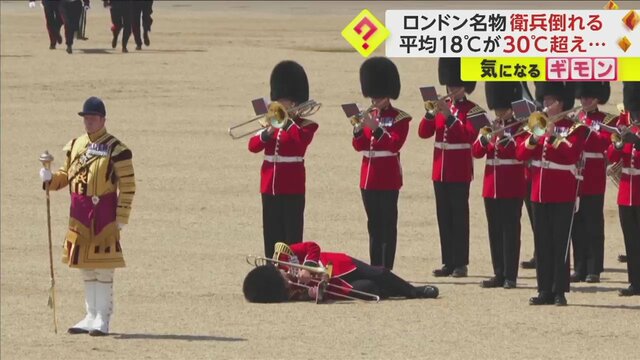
472 82 527 289
516 82 589 306
131 0 153 50
352 57 411 270
418 57 488 278
29 0 63 49
608 81 640 297
570 82 617 284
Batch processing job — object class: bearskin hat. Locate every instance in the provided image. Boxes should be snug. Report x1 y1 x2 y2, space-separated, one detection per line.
485 82 523 110
270 60 309 105
242 265 288 303
438 57 476 94
360 57 401 99
534 81 575 111
623 82 640 112
574 82 611 104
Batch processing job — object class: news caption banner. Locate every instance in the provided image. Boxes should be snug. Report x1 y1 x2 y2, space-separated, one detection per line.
342 7 639 81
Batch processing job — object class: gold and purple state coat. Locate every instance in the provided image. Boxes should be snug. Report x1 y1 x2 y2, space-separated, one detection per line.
47 128 135 269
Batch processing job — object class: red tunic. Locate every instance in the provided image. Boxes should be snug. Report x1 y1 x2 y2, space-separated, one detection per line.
472 124 527 199
516 119 589 203
577 110 618 196
607 126 640 207
352 106 411 190
418 98 485 182
248 118 318 195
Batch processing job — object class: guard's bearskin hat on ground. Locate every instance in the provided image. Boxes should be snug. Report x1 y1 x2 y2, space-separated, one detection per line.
574 82 611 104
485 82 523 110
242 265 288 303
534 81 575 111
438 57 476 94
270 60 309 105
623 82 640 112
360 56 401 99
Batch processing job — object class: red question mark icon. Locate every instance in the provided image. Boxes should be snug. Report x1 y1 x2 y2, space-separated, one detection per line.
354 17 378 50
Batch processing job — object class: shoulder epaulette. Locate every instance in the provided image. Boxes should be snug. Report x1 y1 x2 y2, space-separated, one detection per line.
394 109 412 123
467 105 487 117
602 113 619 126
297 118 317 127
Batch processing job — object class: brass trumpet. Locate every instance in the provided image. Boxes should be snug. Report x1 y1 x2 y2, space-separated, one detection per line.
424 88 465 113
527 103 597 137
245 254 381 302
228 100 322 140
349 103 379 127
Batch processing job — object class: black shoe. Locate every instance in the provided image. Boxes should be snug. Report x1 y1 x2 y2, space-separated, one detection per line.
66 45 72 54
529 292 554 305
585 274 600 283
136 44 142 50
49 43 55 50
451 266 468 278
112 34 118 49
618 254 628 263
122 46 128 53
570 272 585 283
67 327 88 334
414 285 439 299
480 276 504 288
88 329 108 337
521 257 536 269
143 31 150 46
618 285 640 297
432 266 453 277
56 34 62 44
554 293 568 306
503 280 517 289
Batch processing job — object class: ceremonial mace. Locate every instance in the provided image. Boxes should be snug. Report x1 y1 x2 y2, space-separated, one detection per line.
39 151 58 334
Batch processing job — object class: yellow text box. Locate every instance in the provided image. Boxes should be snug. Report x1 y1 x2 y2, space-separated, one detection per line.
618 58 640 80
461 58 546 81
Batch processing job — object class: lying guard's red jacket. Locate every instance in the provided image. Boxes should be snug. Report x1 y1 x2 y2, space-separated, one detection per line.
277 242 357 297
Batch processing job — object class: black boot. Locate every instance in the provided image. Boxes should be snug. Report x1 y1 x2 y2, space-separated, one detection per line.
432 266 453 277
414 285 439 299
618 285 640 296
480 276 504 288
570 272 585 283
143 31 150 46
49 43 56 50
521 257 536 269
554 293 568 306
451 266 468 278
529 292 554 305
66 45 72 54
618 254 628 263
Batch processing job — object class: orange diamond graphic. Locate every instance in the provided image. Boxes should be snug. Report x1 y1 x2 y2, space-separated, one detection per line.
622 10 639 30
618 36 632 52
604 0 619 10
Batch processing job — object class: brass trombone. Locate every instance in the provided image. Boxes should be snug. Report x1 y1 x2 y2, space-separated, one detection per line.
527 103 597 137
424 87 465 113
245 254 381 303
228 100 322 140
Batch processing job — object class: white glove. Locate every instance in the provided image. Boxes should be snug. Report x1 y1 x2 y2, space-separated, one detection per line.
39 168 52 182
84 4 90 10
28 1 36 8
117 223 125 230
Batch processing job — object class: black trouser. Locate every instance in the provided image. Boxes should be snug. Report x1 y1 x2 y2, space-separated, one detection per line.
619 206 640 287
433 181 470 268
361 189 399 270
532 202 574 294
59 0 82 46
261 194 304 258
342 258 417 299
524 180 536 258
43 0 63 46
484 197 523 282
131 0 153 46
571 194 605 276
110 1 133 47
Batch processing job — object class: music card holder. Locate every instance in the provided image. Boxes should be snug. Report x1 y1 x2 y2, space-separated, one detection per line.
419 86 438 101
252 97 269 115
341 103 361 118
511 99 537 120
468 112 491 131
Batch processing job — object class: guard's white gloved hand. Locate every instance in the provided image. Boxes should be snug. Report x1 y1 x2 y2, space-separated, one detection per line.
117 223 125 230
84 4 90 10
39 168 52 182
28 1 36 8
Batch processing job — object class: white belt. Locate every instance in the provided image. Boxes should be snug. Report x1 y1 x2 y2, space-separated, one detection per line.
434 142 471 150
361 150 398 158
486 159 523 166
583 152 605 159
531 160 576 174
264 155 304 163
622 168 640 176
